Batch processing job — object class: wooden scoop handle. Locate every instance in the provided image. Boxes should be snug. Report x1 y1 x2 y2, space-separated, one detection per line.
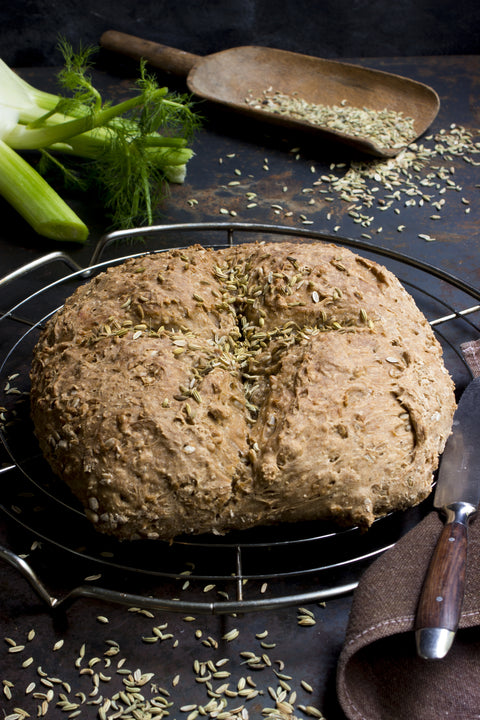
100 30 200 77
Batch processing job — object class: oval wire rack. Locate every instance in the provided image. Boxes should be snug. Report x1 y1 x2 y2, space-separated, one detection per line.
1 222 480 614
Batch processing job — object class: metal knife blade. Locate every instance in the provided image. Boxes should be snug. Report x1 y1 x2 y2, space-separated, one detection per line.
415 376 480 660
434 377 480 510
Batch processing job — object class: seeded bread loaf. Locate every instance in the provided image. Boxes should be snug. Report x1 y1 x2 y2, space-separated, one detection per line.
30 241 456 541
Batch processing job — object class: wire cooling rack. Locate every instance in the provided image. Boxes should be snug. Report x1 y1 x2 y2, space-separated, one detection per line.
1 222 479 613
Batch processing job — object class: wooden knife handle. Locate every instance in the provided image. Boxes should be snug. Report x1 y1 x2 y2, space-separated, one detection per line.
414 508 474 659
100 30 200 77
416 520 467 631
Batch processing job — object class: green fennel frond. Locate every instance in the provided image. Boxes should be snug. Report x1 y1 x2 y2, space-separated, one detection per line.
49 49 200 228
56 37 102 113
132 60 201 140
38 149 87 190
88 124 192 228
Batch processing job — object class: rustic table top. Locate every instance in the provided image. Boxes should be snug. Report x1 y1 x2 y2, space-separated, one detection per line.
0 55 479 720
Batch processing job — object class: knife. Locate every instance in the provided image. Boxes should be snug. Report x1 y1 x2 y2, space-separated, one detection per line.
415 376 480 660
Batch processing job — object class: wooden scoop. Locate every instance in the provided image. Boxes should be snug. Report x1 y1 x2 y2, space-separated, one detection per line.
100 30 440 158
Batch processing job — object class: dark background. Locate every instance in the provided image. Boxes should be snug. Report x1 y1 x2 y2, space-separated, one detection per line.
2 0 480 68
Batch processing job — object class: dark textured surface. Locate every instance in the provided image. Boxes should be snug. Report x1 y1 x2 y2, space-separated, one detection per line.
1 0 480 67
0 54 480 720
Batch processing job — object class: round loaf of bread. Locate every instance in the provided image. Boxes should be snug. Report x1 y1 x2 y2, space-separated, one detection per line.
30 241 456 541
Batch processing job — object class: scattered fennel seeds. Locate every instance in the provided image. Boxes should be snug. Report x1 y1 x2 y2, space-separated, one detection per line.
309 124 480 226
297 607 317 627
1 604 326 720
212 123 478 235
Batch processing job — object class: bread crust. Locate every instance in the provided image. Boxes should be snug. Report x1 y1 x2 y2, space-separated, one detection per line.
30 241 456 540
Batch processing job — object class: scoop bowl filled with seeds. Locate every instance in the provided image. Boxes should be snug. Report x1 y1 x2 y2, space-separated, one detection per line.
100 32 440 158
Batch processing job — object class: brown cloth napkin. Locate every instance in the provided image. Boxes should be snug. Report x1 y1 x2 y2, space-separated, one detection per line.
336 510 480 720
